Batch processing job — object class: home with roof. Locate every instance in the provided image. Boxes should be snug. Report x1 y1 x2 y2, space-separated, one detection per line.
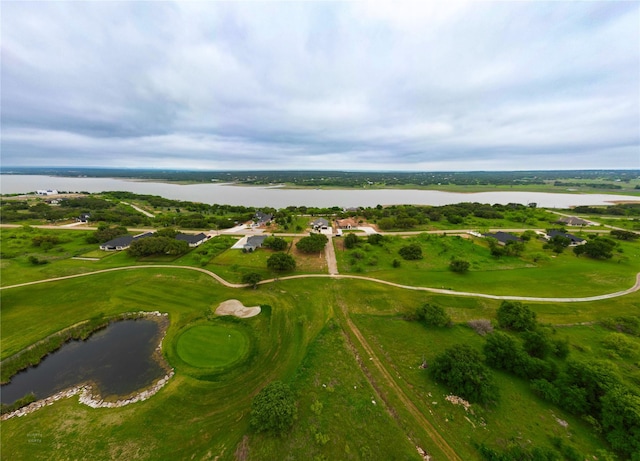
311 218 330 231
100 232 155 251
253 211 273 227
482 231 521 246
555 216 592 227
546 230 586 246
336 217 359 230
176 232 208 247
243 235 268 252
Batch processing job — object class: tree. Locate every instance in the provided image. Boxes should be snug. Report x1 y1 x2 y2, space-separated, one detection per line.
496 301 537 332
155 227 179 238
295 233 328 253
128 236 189 257
543 235 571 254
601 388 640 458
250 381 297 435
449 258 470 273
483 331 525 372
344 233 359 249
415 303 451 327
367 233 384 245
263 236 288 251
610 229 639 241
87 225 128 244
267 253 296 272
242 272 263 289
398 243 423 260
522 329 554 359
574 237 616 259
430 344 499 405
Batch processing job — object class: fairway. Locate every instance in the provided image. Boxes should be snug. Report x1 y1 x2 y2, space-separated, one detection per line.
176 324 249 369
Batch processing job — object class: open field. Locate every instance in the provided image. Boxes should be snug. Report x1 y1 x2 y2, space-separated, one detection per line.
2 206 640 460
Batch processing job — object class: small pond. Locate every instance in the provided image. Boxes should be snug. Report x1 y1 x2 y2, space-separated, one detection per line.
1 318 168 406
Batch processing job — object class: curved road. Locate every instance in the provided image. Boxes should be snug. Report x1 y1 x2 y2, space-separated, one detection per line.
2 265 640 303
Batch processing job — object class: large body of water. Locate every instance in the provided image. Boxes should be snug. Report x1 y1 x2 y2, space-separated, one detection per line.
1 319 166 405
1 174 638 208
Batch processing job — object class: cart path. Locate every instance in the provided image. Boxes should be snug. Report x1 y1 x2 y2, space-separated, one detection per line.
2 265 640 303
335 295 462 461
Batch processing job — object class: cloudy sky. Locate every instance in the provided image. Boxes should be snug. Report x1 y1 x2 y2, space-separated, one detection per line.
2 1 638 171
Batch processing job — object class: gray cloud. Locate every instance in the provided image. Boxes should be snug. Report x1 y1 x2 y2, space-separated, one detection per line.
1 1 638 171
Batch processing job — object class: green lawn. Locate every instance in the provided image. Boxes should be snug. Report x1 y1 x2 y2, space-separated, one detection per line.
176 323 249 369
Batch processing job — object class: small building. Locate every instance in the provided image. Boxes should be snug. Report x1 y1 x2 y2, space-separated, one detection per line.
556 216 591 227
336 218 358 230
253 211 273 227
77 213 91 223
36 189 59 196
311 218 330 231
176 232 208 247
483 231 520 246
547 230 586 246
100 232 154 251
243 235 268 252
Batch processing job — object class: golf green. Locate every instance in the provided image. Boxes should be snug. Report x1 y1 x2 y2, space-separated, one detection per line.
176 324 249 369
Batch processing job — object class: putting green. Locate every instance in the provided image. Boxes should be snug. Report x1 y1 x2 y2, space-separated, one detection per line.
176 324 249 369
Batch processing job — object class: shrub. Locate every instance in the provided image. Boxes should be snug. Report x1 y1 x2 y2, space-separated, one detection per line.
496 301 537 332
250 381 297 435
601 333 638 358
430 344 499 405
449 258 470 273
398 243 423 260
263 236 288 251
415 303 451 327
468 319 494 336
267 253 296 272
242 272 263 289
344 233 359 249
296 233 328 253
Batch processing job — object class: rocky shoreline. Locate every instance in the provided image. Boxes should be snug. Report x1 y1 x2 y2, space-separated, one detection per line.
1 311 174 421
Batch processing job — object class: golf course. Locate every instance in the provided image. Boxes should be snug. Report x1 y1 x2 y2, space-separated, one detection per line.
1 211 640 460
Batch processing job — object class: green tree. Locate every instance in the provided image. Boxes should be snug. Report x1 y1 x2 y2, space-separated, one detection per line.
263 236 288 251
296 233 328 253
155 227 179 238
398 243 423 260
574 237 616 259
610 229 639 241
496 301 537 332
415 303 451 327
483 331 525 372
522 329 554 359
449 258 470 273
543 235 571 254
242 272 263 289
601 388 640 459
344 233 359 249
267 253 296 272
430 344 499 405
250 381 297 435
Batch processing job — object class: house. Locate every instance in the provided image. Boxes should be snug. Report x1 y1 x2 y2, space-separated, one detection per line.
77 213 91 223
556 216 591 227
176 232 208 247
336 218 358 230
100 232 154 251
243 235 268 252
36 189 58 196
311 218 330 231
253 211 273 226
483 231 520 246
547 230 586 246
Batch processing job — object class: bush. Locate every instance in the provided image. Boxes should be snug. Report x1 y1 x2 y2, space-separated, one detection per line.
415 303 451 327
344 233 359 249
242 272 263 289
496 301 537 332
250 381 297 435
573 237 616 259
267 253 296 272
263 236 288 251
449 258 470 273
398 243 423 260
468 319 494 336
522 329 554 359
601 333 638 358
430 344 499 405
296 233 328 253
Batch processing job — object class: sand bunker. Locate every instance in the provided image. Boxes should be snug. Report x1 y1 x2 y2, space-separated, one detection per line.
215 299 261 318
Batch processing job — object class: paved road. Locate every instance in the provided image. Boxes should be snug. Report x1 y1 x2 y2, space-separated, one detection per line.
2 265 639 303
324 236 339 275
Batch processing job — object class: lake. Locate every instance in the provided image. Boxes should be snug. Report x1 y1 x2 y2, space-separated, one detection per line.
1 174 638 208
1 319 167 406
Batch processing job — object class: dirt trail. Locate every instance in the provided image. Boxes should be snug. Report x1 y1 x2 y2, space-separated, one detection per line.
334 295 462 461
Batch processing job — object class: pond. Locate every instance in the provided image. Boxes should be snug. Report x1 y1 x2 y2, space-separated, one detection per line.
1 318 168 406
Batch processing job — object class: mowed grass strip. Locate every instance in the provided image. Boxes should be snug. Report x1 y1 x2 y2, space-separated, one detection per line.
176 324 249 368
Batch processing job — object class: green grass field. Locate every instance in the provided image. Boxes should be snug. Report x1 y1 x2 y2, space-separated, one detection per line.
2 217 640 460
176 324 249 369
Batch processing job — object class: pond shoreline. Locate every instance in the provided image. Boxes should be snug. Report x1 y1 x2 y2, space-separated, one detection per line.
1 311 174 420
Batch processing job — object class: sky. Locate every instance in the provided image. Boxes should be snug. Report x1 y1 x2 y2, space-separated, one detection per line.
1 1 639 172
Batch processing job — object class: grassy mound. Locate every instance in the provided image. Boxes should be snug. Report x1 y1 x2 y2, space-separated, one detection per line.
176 324 249 369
